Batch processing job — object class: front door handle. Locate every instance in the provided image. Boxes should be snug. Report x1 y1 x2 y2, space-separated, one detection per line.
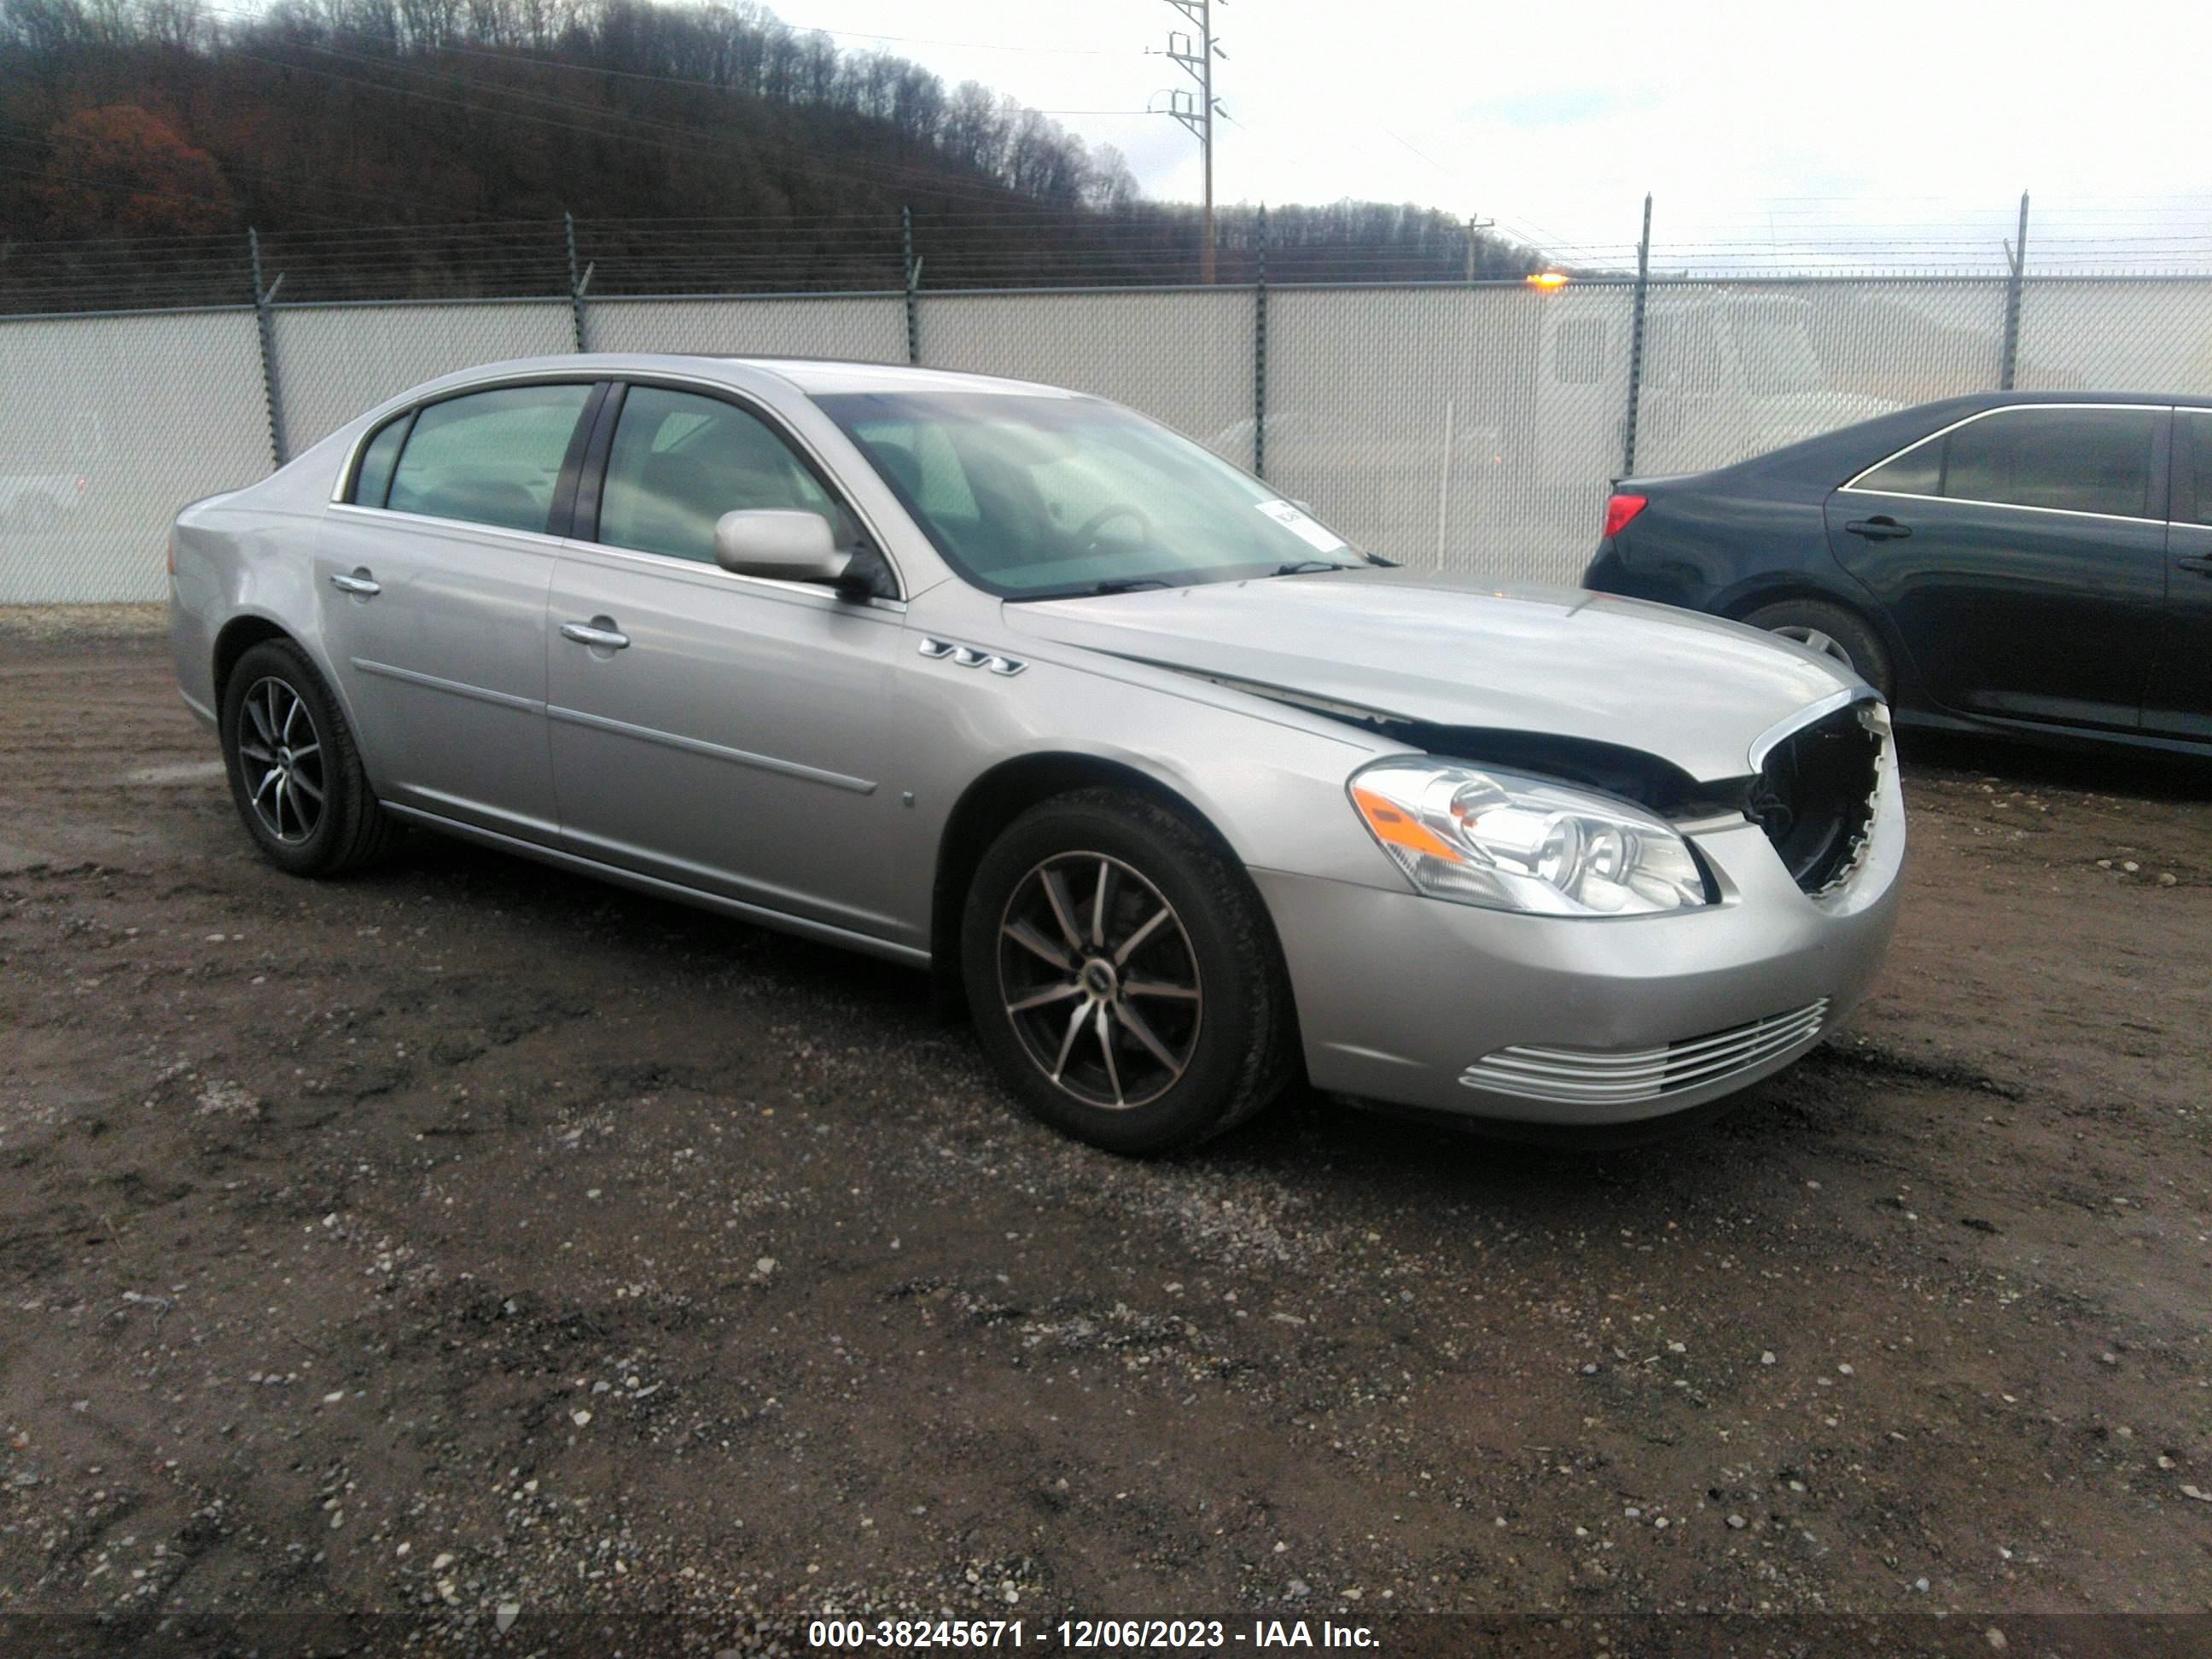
329 568 381 597
560 620 630 650
1845 516 1912 542
2178 555 2212 575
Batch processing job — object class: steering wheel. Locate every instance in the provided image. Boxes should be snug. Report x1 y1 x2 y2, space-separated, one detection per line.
1074 503 1154 552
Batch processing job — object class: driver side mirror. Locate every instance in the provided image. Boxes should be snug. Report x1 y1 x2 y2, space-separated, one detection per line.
713 509 853 588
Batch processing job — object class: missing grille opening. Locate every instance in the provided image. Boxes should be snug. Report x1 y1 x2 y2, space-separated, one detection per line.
1749 707 1882 894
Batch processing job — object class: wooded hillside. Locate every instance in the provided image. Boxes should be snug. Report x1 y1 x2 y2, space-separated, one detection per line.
0 0 1548 310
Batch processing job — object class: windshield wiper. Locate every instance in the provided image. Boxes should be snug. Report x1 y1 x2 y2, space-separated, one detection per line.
1270 559 1362 576
1073 576 1174 597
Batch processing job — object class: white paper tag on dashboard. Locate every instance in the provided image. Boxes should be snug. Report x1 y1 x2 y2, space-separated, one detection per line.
1256 498 1349 553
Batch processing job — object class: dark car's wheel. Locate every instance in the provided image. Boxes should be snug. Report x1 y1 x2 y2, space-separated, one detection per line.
1740 599 1893 701
961 788 1297 1155
219 639 399 876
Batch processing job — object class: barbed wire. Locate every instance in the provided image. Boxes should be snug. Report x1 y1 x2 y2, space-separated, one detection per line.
7 206 2212 316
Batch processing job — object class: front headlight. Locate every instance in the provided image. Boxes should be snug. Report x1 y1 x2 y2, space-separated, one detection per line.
1348 759 1711 917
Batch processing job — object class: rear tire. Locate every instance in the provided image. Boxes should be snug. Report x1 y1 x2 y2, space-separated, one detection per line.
1740 598 1893 701
219 639 399 876
960 788 1296 1156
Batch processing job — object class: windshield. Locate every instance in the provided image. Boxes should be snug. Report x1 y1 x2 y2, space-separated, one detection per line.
815 391 1365 597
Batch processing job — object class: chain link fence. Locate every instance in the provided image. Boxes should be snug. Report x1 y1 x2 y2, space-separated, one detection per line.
1626 279 2012 478
271 300 579 457
921 288 1259 472
2016 280 2212 393
7 276 2212 602
0 306 270 602
1266 283 1638 581
588 295 908 365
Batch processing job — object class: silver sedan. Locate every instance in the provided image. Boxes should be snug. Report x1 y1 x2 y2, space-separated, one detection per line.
169 355 1903 1155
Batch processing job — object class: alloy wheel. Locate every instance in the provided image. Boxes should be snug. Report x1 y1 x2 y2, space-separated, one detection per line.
236 676 326 845
997 852 1202 1110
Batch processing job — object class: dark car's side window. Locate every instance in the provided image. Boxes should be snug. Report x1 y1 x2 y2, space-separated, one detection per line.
384 383 595 534
349 412 411 509
1856 406 2158 520
597 386 860 565
2175 412 2212 526
1940 407 2155 519
1854 436 1942 498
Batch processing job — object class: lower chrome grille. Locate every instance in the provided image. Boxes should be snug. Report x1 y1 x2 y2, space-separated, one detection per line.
1460 999 1830 1105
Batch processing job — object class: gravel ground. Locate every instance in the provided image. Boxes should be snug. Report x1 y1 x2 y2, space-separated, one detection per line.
2 635 2209 1651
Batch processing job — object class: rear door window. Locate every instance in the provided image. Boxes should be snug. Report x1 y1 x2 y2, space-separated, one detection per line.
1938 406 2157 519
385 383 595 533
1854 405 2161 519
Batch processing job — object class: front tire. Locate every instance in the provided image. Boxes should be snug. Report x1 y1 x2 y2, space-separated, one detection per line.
961 789 1296 1155
219 638 399 876
1740 598 1894 702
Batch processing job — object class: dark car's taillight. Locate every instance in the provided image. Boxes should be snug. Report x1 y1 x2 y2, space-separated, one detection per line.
1602 492 1648 539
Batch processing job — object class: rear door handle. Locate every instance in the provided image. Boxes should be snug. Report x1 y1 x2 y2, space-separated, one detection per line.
2178 555 2212 575
329 569 381 597
1845 516 1912 542
560 620 630 650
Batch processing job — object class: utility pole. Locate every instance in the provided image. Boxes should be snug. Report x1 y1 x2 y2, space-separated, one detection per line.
1156 1 1225 282
1464 213 1495 282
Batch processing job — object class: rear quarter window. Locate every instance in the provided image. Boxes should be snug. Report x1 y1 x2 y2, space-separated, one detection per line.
385 383 594 533
349 413 410 509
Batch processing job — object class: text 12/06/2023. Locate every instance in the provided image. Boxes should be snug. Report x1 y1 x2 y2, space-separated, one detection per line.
806 1618 1381 1650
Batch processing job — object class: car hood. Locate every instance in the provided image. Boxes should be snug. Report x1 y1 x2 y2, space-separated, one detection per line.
1004 571 1859 783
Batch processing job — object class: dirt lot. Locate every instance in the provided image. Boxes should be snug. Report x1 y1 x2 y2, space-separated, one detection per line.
3 626 2209 1650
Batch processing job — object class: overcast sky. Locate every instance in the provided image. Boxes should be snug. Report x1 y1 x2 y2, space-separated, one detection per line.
793 0 2212 273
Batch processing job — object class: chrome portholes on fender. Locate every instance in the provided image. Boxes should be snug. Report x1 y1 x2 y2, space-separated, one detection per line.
996 852 1202 1110
236 675 326 844
918 637 1025 675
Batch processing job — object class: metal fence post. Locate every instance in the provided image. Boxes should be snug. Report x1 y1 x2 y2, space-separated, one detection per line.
902 206 921 366
1253 203 1268 480
565 212 591 352
247 227 287 468
1999 191 2029 391
1620 194 1652 480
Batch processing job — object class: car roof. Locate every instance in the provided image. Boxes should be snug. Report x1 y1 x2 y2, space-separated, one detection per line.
1917 388 2212 413
1680 386 2212 493
725 357 1084 399
377 354 1091 420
